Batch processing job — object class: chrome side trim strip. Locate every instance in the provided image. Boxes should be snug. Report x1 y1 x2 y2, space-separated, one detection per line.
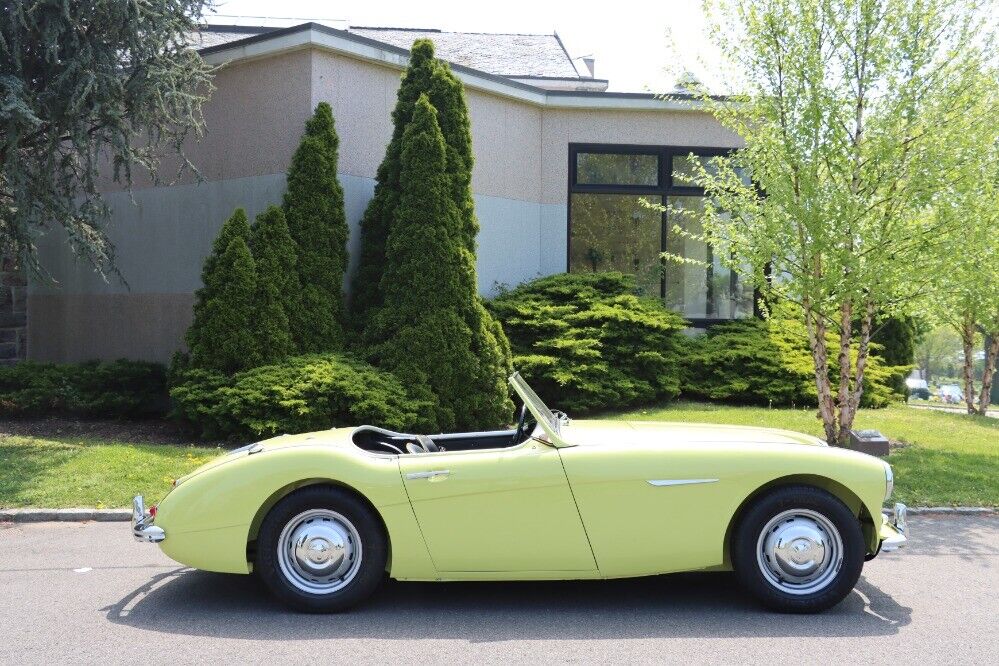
405 470 450 480
647 478 719 487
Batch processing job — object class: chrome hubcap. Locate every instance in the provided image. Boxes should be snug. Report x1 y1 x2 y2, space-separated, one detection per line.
277 509 362 594
756 509 843 595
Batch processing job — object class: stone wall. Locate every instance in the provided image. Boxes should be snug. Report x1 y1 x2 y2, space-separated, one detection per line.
0 257 27 365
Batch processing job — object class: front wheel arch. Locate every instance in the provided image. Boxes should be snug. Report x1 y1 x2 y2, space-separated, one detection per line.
722 475 875 566
246 479 391 572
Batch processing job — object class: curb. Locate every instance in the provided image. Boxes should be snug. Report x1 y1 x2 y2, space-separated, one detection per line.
901 506 997 515
0 508 132 523
2 506 996 523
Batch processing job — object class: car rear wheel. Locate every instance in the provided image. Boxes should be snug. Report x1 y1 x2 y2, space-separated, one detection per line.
732 485 865 613
256 485 387 612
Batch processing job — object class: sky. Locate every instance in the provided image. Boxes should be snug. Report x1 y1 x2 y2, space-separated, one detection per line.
210 0 725 93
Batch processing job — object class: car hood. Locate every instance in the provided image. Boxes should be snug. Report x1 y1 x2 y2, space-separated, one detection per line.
559 420 828 448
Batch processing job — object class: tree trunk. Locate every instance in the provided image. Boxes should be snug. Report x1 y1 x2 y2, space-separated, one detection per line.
960 317 977 415
836 301 853 436
839 302 874 445
805 309 838 445
977 331 999 415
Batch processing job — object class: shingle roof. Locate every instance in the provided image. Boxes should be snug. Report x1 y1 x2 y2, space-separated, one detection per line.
191 24 587 81
347 27 581 79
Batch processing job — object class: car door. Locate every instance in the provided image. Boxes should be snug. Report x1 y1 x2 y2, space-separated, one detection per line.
398 439 596 573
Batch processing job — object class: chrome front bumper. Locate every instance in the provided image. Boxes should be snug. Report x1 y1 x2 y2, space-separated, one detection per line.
132 495 165 543
881 502 908 552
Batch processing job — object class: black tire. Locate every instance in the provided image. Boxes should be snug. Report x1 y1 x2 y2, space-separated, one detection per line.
732 485 865 613
256 485 387 612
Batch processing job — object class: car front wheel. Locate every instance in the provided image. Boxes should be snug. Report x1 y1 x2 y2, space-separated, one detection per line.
732 485 865 613
256 485 387 612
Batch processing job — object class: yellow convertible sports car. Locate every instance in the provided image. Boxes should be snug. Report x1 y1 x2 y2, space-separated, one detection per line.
133 373 907 613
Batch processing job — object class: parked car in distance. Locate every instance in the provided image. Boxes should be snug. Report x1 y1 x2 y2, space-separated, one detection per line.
938 384 964 404
133 373 907 614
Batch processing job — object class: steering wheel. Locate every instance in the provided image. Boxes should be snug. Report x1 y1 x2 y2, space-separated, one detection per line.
513 402 531 444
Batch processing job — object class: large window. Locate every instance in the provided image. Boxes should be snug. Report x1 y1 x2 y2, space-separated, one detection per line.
568 144 754 323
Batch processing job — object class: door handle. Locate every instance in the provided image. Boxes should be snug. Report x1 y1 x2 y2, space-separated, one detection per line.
405 470 450 480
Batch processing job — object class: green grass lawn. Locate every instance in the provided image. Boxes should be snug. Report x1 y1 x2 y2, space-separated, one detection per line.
1 403 996 508
610 403 999 507
0 435 223 508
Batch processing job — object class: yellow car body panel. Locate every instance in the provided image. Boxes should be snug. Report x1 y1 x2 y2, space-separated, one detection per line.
150 384 893 581
557 420 888 577
155 429 436 578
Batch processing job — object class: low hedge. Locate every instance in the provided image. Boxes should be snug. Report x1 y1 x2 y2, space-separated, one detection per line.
170 353 434 440
682 318 904 408
488 272 688 413
0 360 168 418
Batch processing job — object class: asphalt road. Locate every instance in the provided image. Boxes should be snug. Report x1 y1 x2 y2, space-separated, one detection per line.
1 515 996 665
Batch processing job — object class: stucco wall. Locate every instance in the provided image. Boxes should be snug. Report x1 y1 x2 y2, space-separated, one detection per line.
28 45 741 363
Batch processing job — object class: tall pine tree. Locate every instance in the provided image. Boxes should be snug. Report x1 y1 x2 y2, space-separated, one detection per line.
283 102 349 352
352 39 479 326
249 205 296 363
367 95 511 431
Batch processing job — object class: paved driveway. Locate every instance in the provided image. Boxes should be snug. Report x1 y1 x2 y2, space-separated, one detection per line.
1 515 996 664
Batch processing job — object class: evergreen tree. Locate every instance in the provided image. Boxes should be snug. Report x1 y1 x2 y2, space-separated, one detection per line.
186 235 260 374
368 96 511 431
352 39 479 326
249 206 296 363
283 102 349 352
186 208 251 362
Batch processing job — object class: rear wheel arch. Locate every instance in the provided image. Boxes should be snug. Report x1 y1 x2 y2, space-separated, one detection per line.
722 475 875 565
246 479 391 571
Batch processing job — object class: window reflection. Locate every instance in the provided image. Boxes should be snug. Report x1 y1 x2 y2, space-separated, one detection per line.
569 193 662 296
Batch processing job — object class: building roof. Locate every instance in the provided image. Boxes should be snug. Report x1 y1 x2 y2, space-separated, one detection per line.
347 27 580 79
192 24 605 89
193 23 711 110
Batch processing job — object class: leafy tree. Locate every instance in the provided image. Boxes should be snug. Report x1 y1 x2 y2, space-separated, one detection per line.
249 206 296 363
1 0 213 278
185 212 259 374
926 131 999 414
366 95 511 431
681 0 996 444
352 39 478 326
283 103 348 352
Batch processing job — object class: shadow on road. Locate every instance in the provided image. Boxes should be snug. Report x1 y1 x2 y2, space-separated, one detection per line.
102 569 910 641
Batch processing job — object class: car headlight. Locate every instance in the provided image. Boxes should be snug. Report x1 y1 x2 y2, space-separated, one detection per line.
884 461 894 501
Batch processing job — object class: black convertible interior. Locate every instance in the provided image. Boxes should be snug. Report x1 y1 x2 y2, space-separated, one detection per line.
351 402 537 455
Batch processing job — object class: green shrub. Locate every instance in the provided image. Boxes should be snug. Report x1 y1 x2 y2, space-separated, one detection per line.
249 205 295 363
683 318 904 408
352 39 479 326
170 354 433 440
283 102 348 352
186 209 261 373
365 95 512 432
488 272 688 413
0 360 167 418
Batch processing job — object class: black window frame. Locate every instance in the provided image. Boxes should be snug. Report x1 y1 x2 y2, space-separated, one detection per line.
567 142 754 327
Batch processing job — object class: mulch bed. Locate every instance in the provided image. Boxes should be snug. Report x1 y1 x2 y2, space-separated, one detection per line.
0 417 214 446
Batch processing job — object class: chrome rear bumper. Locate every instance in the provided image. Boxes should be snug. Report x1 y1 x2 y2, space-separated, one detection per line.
132 495 165 543
881 502 907 552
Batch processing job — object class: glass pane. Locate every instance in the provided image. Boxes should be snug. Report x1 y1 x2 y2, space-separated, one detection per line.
665 196 753 319
576 152 658 186
569 193 662 296
671 154 718 187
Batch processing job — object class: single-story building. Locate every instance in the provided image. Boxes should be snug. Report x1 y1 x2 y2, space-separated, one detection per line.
26 22 749 364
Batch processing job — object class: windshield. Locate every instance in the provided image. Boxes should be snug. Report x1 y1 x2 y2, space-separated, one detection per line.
509 373 562 440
